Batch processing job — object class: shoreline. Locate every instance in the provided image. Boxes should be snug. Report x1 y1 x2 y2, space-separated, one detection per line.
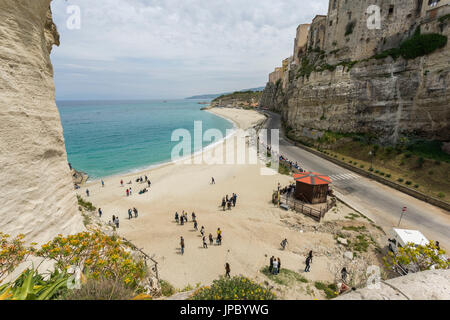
84 107 239 185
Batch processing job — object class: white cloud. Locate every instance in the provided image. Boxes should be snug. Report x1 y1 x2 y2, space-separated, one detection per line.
51 0 329 99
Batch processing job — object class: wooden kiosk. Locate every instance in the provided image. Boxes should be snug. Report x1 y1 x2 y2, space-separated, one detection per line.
293 172 332 204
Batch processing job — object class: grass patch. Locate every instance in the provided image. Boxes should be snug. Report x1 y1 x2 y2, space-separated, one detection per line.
160 280 176 297
314 281 339 299
260 266 308 286
343 226 367 232
77 195 96 212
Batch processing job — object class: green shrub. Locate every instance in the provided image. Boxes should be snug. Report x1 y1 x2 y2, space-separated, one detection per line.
438 192 445 198
400 33 447 60
374 33 447 60
380 172 385 176
160 280 176 297
406 181 412 185
369 168 374 172
360 165 365 168
190 276 275 300
386 174 392 178
398 178 404 183
77 195 96 212
64 278 137 300
314 282 338 299
416 157 425 168
414 184 419 189
375 170 380 174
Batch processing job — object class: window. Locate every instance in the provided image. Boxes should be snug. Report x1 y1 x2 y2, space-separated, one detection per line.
329 20 333 26
389 5 394 15
333 0 337 10
429 0 440 7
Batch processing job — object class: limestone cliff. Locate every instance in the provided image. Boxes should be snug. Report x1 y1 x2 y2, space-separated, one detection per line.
336 269 450 300
261 2 450 144
0 0 85 244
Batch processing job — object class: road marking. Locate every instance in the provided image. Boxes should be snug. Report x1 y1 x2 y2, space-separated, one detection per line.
330 173 359 181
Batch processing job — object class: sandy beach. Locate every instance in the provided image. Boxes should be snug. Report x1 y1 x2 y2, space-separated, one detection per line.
81 108 385 299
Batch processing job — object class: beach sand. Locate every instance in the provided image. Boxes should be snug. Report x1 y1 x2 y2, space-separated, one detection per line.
81 108 381 299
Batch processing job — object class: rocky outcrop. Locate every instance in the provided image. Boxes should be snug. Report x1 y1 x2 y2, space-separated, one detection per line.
261 11 449 144
210 91 262 109
337 269 450 300
0 0 85 244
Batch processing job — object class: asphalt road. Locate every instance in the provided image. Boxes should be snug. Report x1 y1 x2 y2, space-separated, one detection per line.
262 111 450 249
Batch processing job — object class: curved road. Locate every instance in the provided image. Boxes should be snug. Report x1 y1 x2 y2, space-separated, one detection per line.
263 111 450 249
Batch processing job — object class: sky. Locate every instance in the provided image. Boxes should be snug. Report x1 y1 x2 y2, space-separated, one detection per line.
51 0 329 100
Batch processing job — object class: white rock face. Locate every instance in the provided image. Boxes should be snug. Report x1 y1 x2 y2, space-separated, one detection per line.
337 270 450 300
0 0 85 244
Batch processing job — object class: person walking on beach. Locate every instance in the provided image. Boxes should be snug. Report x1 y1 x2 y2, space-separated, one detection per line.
175 212 179 223
133 207 138 218
277 258 281 273
129 188 132 196
126 189 129 197
305 255 311 273
180 237 185 255
203 236 208 249
209 233 214 246
200 226 205 237
281 239 288 250
115 217 120 228
194 220 198 231
180 216 184 225
232 194 237 207
148 180 151 188
86 189 90 197
101 180 105 187
308 250 313 264
341 267 348 282
128 209 133 220
211 177 215 185
221 198 226 211
120 180 124 187
217 233 222 246
225 263 231 278
192 212 196 222
98 208 102 218
227 201 232 211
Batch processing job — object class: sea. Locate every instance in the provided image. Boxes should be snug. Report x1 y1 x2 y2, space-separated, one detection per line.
56 100 235 180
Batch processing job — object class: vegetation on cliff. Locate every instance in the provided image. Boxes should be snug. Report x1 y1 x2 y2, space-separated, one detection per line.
190 276 275 300
374 29 447 60
0 231 150 300
211 91 262 109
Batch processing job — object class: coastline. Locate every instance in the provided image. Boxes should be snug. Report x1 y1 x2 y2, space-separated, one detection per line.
84 106 239 185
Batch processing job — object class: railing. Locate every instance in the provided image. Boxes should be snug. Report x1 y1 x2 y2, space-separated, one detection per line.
279 194 336 222
121 237 159 281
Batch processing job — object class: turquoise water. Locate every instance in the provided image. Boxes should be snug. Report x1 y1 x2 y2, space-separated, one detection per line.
57 100 234 179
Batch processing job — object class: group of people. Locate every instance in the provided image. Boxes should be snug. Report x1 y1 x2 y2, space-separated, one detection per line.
178 224 223 255
175 211 192 226
261 142 304 173
269 256 282 275
279 183 296 196
110 215 120 228
220 193 238 211
128 207 139 219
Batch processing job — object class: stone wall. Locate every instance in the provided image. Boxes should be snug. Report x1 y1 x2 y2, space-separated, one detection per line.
0 0 85 244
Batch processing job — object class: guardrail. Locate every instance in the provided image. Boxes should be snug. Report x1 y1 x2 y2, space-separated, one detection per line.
279 194 336 222
283 137 450 212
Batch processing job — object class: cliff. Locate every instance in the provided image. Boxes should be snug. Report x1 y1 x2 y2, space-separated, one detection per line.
210 91 262 109
0 0 85 244
261 1 450 145
336 269 450 300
